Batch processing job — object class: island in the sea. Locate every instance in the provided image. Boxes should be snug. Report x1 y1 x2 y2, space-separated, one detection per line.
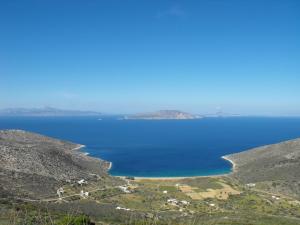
124 110 202 120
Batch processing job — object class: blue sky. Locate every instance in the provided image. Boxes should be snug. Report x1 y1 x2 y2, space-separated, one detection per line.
1 0 299 115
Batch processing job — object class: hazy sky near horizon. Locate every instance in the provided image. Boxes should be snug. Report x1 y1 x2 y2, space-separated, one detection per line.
1 0 300 115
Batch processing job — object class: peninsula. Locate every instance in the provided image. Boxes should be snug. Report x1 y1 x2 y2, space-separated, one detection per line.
224 138 300 198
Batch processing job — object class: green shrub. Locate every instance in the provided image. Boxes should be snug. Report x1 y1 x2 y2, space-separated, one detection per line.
56 215 93 225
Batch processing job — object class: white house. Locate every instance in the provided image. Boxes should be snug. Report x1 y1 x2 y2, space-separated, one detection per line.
272 195 280 200
80 190 89 198
57 187 64 198
246 183 256 187
116 206 131 211
118 185 131 193
180 200 190 205
78 179 87 185
167 198 178 206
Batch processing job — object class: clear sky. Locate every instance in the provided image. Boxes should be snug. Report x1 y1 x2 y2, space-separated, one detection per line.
1 0 299 115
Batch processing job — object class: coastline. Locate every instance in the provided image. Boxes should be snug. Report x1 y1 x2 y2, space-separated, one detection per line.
73 143 236 180
72 144 93 156
73 144 113 172
72 144 86 151
221 155 236 172
123 174 224 181
114 156 236 181
107 162 112 171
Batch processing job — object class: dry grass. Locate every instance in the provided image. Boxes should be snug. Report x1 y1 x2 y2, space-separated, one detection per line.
179 182 240 200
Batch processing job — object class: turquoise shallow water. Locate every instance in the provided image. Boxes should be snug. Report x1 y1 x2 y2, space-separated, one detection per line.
1 117 300 177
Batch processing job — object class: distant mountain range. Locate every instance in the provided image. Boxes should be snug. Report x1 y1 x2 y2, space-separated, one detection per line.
124 110 202 120
0 107 102 117
0 107 241 119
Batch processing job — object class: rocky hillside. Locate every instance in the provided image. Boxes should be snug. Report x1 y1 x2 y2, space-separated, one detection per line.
0 130 110 199
225 138 300 197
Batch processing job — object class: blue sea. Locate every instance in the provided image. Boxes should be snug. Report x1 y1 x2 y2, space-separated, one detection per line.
1 117 300 177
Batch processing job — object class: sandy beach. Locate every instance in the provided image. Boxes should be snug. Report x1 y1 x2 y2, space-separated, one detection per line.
132 175 223 181
116 173 227 181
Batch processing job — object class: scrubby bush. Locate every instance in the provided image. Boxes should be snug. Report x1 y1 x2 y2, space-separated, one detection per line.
56 215 94 225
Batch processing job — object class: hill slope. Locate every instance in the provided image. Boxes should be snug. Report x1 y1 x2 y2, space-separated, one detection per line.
225 138 300 197
0 130 110 199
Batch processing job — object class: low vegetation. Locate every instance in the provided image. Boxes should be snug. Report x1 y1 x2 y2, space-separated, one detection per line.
1 130 300 224
1 175 300 225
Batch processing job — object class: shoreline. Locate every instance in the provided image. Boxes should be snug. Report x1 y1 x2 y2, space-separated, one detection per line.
75 145 113 171
72 144 86 151
118 174 225 181
221 155 236 172
107 162 112 171
72 144 92 157
73 144 236 180
114 156 236 181
73 144 113 171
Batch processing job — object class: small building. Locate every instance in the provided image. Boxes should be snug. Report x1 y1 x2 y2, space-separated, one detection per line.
116 206 131 211
163 190 168 194
78 179 87 185
246 183 256 188
272 195 280 200
167 198 178 206
118 185 131 193
57 187 64 198
180 200 190 205
80 190 89 198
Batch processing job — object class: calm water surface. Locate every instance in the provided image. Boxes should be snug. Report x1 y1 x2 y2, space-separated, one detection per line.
1 117 300 177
